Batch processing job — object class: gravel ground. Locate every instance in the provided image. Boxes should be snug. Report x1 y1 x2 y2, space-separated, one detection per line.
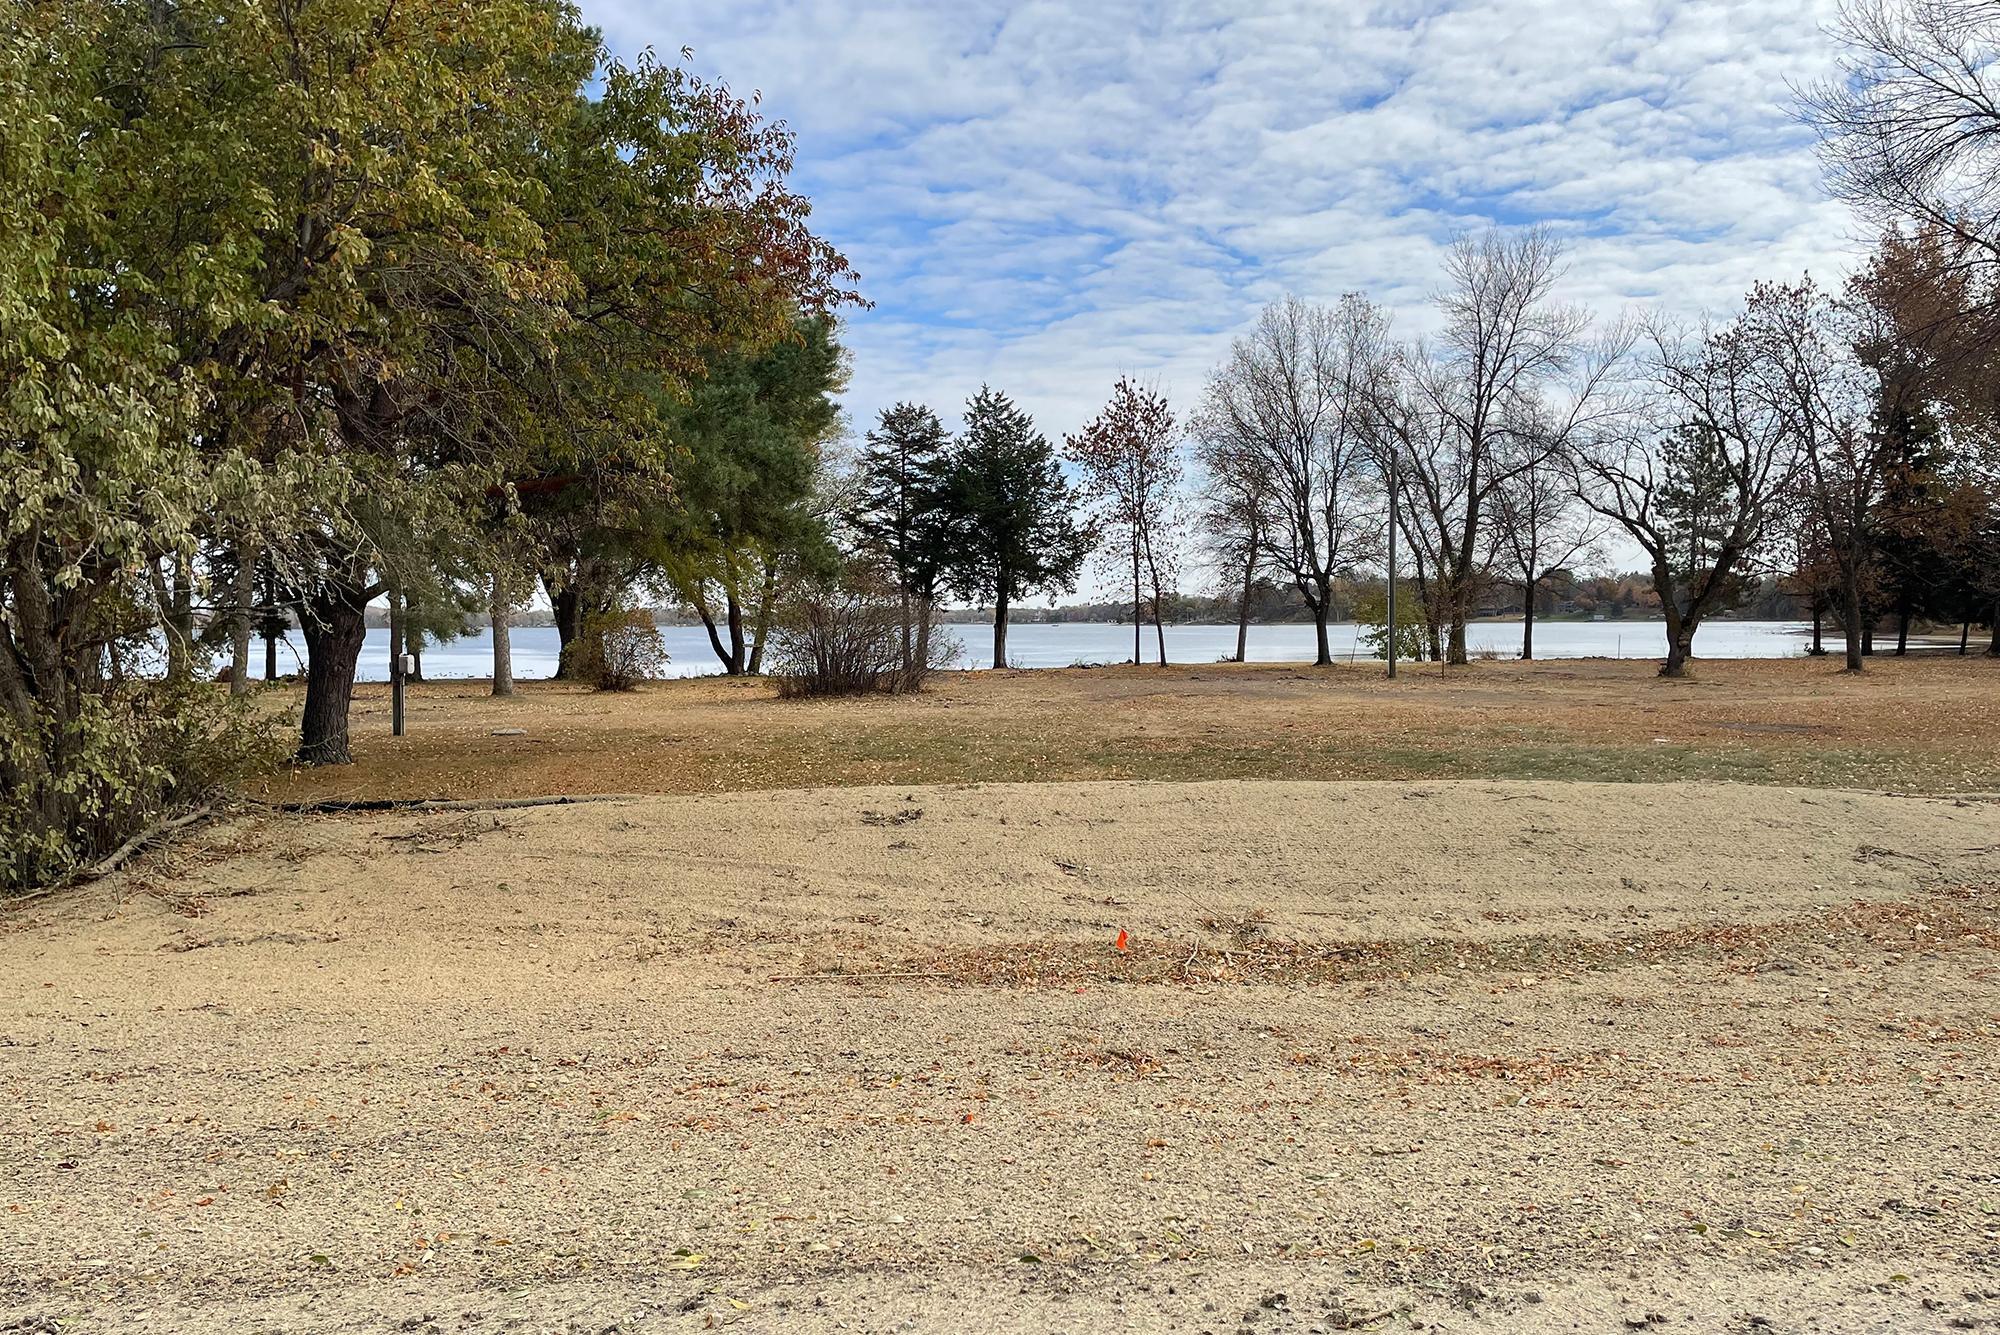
2 779 1996 1333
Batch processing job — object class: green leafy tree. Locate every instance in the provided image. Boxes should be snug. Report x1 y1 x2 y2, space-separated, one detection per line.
2 0 860 885
1868 398 1949 651
105 0 608 764
654 317 849 673
938 387 1094 667
518 52 857 676
0 5 284 886
100 0 855 759
1655 424 1744 601
167 2 848 759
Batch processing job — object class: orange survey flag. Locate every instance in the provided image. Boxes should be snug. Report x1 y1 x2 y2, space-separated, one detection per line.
1114 929 1129 952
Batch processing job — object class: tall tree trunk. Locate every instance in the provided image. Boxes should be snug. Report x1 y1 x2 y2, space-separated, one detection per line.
0 535 67 825
695 601 732 671
1656 564 1694 679
491 570 514 697
229 544 256 696
1989 600 1999 656
171 555 195 684
728 595 744 679
1894 600 1911 656
724 593 746 675
1844 571 1866 670
1311 592 1332 667
1659 611 1697 679
262 556 280 682
1520 577 1536 661
1960 616 1971 656
1132 540 1142 665
1810 598 1824 656
297 575 371 766
1234 524 1257 664
992 586 1010 668
1660 628 1695 678
1440 555 1472 666
545 571 584 680
747 561 779 675
150 558 190 684
1409 545 1441 662
1145 543 1168 666
899 588 913 678
747 604 772 674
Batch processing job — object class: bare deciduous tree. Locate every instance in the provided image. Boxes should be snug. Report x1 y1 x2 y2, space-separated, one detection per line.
1067 379 1183 665
1490 422 1608 660
1192 295 1390 666
1734 278 1907 671
1379 228 1627 664
1192 428 1270 663
1802 1 2000 269
1576 318 1799 677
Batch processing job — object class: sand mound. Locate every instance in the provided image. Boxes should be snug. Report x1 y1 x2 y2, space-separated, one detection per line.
3 780 1995 1332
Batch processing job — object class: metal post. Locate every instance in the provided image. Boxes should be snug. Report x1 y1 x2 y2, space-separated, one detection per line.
262 558 279 682
1386 451 1398 680
392 652 407 738
389 583 409 737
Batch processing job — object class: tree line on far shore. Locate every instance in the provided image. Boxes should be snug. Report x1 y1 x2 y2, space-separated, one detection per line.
931 570 1810 636
847 222 2000 682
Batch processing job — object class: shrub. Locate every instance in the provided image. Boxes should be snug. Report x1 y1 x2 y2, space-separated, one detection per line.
564 609 668 691
1354 583 1429 663
2 681 289 892
770 575 952 697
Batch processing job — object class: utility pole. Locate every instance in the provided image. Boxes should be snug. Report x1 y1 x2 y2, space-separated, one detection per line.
1386 449 1398 680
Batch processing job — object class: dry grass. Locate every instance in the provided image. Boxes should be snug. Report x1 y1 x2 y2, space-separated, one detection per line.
791 884 2000 989
253 654 2000 804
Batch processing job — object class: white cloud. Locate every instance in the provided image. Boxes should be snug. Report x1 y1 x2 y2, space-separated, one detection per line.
591 0 1862 588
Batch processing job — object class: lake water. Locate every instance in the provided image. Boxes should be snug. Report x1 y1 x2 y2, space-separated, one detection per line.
291 619 1814 682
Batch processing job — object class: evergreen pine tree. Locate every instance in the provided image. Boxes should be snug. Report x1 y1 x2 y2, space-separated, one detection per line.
854 402 953 677
938 387 1094 667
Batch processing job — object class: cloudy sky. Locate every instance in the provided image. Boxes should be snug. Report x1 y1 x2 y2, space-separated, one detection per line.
588 0 1862 446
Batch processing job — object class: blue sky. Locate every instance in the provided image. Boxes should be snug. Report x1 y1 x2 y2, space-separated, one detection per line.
585 0 1860 448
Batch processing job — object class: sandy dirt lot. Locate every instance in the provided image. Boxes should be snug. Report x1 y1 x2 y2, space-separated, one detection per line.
3 779 1996 1332
253 656 2000 804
